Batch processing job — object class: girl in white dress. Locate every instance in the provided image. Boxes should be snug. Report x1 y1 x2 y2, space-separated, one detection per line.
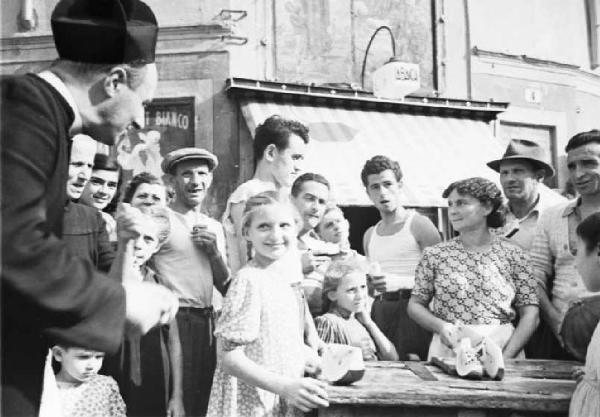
207 192 328 417
569 212 600 417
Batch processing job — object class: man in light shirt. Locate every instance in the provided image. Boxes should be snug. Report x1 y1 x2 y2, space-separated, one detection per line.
151 148 229 416
531 130 600 359
488 139 565 251
361 155 441 360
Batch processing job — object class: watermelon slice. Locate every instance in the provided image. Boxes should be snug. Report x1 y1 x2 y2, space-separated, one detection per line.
320 344 365 385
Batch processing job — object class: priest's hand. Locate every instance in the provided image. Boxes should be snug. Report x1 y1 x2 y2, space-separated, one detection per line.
123 281 179 334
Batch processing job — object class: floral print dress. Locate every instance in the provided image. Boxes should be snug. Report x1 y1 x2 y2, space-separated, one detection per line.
412 237 538 358
57 374 126 417
206 260 305 417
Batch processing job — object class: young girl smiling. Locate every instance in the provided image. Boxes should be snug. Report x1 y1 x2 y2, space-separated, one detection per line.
207 192 328 417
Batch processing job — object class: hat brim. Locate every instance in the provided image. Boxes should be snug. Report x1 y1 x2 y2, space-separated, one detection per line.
163 155 218 174
487 156 555 178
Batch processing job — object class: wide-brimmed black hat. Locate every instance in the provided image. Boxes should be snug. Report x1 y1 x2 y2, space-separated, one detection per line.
487 139 555 178
51 0 158 64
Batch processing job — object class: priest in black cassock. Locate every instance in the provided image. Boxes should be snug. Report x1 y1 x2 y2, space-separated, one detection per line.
1 1 178 415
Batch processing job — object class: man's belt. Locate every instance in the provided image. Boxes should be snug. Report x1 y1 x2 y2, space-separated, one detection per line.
379 289 412 301
177 306 215 317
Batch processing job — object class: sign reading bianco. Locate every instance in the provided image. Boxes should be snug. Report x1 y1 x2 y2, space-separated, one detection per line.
112 97 195 184
151 111 190 130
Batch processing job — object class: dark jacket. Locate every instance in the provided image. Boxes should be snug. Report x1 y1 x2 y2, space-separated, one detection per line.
63 200 116 272
1 73 125 415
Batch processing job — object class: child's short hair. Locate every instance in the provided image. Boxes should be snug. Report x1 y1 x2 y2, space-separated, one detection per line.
360 155 403 187
576 212 600 253
253 115 309 164
321 258 367 313
290 172 330 197
139 206 170 245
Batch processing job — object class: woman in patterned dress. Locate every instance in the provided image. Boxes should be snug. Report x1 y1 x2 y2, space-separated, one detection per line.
207 193 329 417
407 177 539 360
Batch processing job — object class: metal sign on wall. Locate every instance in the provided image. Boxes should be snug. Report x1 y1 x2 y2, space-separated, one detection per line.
112 97 195 184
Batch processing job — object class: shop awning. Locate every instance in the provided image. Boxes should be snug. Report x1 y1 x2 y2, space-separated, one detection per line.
229 79 509 207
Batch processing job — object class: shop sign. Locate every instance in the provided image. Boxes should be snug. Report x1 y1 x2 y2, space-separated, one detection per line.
112 97 195 183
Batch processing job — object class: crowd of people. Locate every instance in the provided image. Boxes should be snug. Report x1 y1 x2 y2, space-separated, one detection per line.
26 119 600 417
3 1 600 417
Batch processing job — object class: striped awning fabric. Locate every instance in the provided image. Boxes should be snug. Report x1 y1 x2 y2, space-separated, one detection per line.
239 99 506 207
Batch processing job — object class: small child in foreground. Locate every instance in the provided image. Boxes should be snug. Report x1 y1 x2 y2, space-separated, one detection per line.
569 212 600 417
316 259 398 361
52 345 126 417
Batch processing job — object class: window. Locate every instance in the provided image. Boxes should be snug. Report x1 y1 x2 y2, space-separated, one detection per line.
586 0 600 69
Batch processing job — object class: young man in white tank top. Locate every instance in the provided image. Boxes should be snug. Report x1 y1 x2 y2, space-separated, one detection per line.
361 156 441 360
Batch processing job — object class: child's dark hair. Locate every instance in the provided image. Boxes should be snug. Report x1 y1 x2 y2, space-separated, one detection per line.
93 153 122 214
576 212 600 253
565 129 600 153
253 115 309 164
360 155 403 187
122 172 165 204
291 172 330 197
442 177 505 228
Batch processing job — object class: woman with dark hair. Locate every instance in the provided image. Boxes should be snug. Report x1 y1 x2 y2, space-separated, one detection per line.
80 153 122 241
122 172 167 209
407 177 539 363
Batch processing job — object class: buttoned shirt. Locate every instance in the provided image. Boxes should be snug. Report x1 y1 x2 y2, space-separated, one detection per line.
495 188 566 251
530 198 600 322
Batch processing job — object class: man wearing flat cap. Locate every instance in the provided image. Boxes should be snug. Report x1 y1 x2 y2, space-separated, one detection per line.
151 147 229 416
488 139 565 251
1 0 178 414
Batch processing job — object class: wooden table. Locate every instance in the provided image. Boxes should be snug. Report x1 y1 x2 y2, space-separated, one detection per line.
318 360 580 417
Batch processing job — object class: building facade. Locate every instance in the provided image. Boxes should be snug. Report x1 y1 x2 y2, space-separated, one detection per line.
2 0 599 214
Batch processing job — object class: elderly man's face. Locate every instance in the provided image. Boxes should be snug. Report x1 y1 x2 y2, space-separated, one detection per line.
499 160 541 204
89 64 158 146
66 137 96 199
170 160 212 209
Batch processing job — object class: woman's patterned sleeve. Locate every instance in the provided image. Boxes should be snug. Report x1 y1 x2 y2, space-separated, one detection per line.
412 247 436 304
509 246 539 307
214 270 261 351
315 315 348 345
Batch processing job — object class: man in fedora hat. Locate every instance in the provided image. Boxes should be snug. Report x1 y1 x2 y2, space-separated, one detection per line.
1 1 179 414
531 130 600 359
487 139 565 251
488 139 565 358
152 147 229 416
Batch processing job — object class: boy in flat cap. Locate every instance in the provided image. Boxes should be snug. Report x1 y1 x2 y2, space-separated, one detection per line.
151 148 229 416
1 1 178 415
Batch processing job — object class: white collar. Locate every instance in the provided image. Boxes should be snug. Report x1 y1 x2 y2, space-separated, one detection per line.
36 71 83 135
